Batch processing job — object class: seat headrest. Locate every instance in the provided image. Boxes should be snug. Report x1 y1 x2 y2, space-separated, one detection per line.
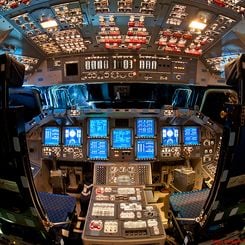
0 53 25 87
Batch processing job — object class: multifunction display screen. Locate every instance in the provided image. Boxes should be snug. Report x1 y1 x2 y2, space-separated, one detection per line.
136 118 155 137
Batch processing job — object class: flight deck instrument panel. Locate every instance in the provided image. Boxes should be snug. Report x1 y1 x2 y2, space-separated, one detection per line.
41 108 222 168
37 107 223 244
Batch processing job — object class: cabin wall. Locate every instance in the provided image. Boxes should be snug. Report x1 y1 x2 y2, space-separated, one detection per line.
25 60 62 86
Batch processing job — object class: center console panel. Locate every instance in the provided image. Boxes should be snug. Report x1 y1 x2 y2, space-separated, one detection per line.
82 162 166 244
94 163 152 186
82 185 166 245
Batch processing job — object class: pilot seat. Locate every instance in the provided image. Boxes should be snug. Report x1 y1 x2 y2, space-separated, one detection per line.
168 54 245 244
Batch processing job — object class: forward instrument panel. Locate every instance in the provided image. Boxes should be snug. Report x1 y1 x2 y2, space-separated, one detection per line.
38 108 222 167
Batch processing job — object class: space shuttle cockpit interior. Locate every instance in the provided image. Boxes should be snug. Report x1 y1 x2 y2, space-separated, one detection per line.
0 0 245 244
0 52 244 245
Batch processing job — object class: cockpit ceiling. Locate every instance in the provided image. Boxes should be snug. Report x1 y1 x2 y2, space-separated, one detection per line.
0 0 245 74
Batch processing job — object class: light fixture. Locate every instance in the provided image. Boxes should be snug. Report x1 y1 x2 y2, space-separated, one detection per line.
189 20 207 30
40 19 58 29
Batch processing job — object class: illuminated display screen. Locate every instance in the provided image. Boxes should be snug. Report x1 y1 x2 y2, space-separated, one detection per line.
63 127 82 146
88 139 108 159
136 118 155 137
183 126 200 145
162 127 180 146
112 128 132 149
136 139 155 159
43 127 60 145
89 118 108 137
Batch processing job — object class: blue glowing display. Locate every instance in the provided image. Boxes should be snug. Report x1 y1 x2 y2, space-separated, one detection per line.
183 126 200 145
63 127 82 146
89 118 108 137
162 127 180 146
88 139 108 159
112 128 132 149
136 118 155 137
43 127 60 145
136 139 155 159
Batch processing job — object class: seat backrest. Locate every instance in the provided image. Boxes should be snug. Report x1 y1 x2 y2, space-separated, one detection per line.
196 55 245 241
0 52 51 244
199 113 245 239
9 87 43 122
225 53 245 104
